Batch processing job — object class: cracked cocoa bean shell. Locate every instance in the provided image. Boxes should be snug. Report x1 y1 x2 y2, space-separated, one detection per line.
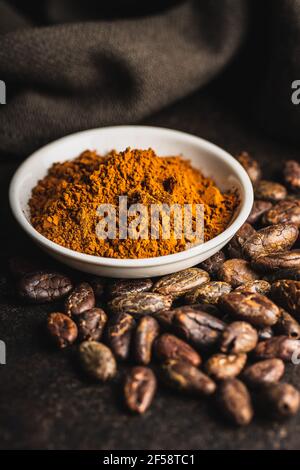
106 312 135 360
47 312 78 348
185 281 232 305
243 224 299 260
124 366 157 414
65 282 95 316
18 271 73 303
108 278 153 299
108 292 173 317
235 280 271 295
152 268 209 298
220 291 280 326
77 308 107 342
134 316 160 365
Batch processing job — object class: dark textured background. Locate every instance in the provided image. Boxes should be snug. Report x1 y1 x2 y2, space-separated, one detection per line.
2 0 300 155
1 79 300 450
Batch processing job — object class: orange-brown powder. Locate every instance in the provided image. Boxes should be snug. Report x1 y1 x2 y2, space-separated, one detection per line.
29 148 238 258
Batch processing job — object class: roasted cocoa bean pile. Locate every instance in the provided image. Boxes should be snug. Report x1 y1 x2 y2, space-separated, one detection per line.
10 156 300 426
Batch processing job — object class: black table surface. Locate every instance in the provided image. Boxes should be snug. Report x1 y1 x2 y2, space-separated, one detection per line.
1 85 300 451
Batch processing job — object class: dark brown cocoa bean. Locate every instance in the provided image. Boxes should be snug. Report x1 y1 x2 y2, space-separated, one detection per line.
259 383 300 418
79 341 117 381
217 379 253 426
252 250 300 272
106 313 135 360
108 278 153 298
77 308 107 342
218 259 259 287
124 366 156 414
275 308 300 339
65 282 95 316
235 280 271 295
243 359 285 388
160 359 216 396
243 224 299 260
254 335 300 362
254 180 287 202
221 291 280 326
108 292 173 317
174 309 225 350
236 151 262 185
47 312 78 348
284 160 300 193
247 200 273 225
262 200 300 226
154 333 201 366
18 271 73 303
220 321 258 354
200 251 226 278
152 268 209 298
271 280 300 319
185 281 232 305
227 223 256 258
134 316 160 365
205 353 247 380
265 267 300 282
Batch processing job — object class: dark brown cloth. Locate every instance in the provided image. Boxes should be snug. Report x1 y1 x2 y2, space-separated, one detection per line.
0 0 299 157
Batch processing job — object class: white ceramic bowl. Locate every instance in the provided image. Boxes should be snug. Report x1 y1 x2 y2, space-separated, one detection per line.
9 126 253 278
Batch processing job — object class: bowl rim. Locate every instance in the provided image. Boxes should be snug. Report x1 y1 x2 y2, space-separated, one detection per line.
9 125 254 268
